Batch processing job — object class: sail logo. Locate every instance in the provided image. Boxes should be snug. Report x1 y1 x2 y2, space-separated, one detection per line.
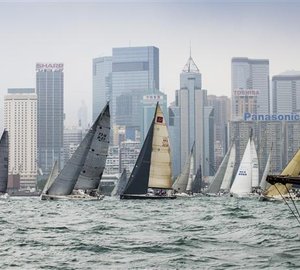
238 170 247 176
156 116 163 123
244 112 300 121
162 137 169 147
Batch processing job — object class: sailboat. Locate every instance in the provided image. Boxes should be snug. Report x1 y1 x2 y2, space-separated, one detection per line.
172 143 194 195
230 135 259 197
120 103 176 200
261 148 300 201
0 130 9 200
111 169 128 196
191 164 202 194
41 103 110 200
206 142 236 195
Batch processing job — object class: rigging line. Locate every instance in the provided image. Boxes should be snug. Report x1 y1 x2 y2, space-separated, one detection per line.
274 184 300 225
284 184 300 220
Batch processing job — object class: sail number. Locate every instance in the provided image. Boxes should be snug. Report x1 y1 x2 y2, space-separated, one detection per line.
162 137 169 147
98 132 107 141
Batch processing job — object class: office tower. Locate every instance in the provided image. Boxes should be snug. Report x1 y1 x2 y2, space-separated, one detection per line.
207 95 231 169
203 106 215 176
112 46 159 131
36 63 64 175
272 71 300 114
140 92 167 142
231 57 270 120
119 140 140 173
63 127 83 165
104 146 120 175
92 57 112 121
178 55 209 175
4 88 37 189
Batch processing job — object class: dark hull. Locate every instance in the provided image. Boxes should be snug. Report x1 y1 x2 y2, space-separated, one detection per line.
120 194 176 200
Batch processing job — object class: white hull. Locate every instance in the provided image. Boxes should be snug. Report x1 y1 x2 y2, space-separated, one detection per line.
0 193 9 200
40 193 104 201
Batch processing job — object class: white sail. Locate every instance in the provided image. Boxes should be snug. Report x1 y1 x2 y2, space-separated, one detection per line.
186 146 195 192
250 139 259 188
207 143 232 194
148 105 173 189
42 161 59 194
220 143 236 192
259 152 271 191
230 138 252 196
172 152 191 193
173 144 194 193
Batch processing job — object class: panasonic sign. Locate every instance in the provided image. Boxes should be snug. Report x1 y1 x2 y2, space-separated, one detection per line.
244 112 300 121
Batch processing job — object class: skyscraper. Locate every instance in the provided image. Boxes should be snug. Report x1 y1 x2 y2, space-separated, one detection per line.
36 63 64 175
4 88 37 189
231 57 270 120
178 56 207 175
272 71 300 114
112 46 159 130
92 57 112 121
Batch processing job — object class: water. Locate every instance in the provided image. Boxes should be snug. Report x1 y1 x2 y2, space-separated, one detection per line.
1 196 300 269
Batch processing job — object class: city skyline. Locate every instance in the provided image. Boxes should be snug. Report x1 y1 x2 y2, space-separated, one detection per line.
1 1 300 128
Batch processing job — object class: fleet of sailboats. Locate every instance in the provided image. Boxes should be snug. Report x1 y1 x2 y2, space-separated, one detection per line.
120 103 176 199
0 130 9 200
41 103 110 200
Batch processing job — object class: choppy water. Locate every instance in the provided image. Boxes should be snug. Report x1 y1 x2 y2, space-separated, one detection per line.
1 196 300 269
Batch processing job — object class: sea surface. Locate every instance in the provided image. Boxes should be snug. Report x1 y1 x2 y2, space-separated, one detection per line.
0 195 300 269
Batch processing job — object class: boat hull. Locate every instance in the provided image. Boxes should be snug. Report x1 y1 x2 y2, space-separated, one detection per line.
120 194 176 200
40 193 104 201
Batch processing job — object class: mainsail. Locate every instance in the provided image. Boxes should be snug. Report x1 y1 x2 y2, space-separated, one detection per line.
207 143 232 194
172 143 194 193
250 139 259 188
0 130 8 194
220 143 236 192
111 169 127 196
75 104 110 190
186 144 195 193
230 138 252 196
148 105 173 189
259 152 271 191
192 164 202 193
42 161 59 195
46 103 110 196
264 148 300 197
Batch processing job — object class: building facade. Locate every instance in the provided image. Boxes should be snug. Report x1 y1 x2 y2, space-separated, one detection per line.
272 71 300 114
92 56 112 121
36 63 64 174
4 88 37 189
231 57 269 120
111 46 159 131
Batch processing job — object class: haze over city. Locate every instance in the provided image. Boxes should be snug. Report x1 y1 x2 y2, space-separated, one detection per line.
0 0 300 128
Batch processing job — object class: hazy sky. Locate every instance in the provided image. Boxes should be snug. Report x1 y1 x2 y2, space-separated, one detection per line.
0 0 300 127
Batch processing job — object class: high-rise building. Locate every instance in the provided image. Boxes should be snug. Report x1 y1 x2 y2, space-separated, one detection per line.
231 57 269 120
111 46 159 130
63 127 83 166
92 57 112 121
140 93 167 142
168 101 180 177
4 88 37 189
207 95 231 169
36 63 64 175
272 71 300 114
178 56 209 175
